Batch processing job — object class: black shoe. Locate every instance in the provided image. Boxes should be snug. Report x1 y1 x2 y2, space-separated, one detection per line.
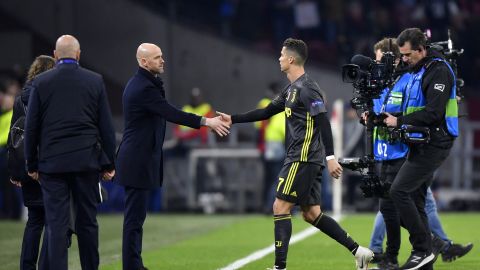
378 258 399 270
371 252 385 264
441 242 474 262
431 234 448 263
399 251 434 270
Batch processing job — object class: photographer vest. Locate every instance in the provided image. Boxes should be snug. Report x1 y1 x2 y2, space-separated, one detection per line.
403 58 459 137
373 73 411 161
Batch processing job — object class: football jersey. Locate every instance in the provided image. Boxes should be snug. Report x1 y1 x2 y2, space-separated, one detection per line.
271 73 327 165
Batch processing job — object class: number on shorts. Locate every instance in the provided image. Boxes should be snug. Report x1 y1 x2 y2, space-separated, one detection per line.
277 177 285 191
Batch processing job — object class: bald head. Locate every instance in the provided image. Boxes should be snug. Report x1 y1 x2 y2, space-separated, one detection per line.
54 35 80 60
136 43 165 74
136 43 160 63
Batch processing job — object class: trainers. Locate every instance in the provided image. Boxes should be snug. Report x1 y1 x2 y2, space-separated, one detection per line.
378 256 399 270
431 234 448 263
355 246 374 270
441 242 473 262
371 252 385 264
266 267 285 270
399 251 434 270
378 261 400 270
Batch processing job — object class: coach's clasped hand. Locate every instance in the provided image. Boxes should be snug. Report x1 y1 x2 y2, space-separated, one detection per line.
204 116 231 137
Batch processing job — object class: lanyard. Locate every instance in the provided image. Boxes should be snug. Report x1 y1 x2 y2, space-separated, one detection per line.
380 86 394 113
57 59 78 65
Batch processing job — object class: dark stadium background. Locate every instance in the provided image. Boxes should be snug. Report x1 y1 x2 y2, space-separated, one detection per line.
1 0 480 214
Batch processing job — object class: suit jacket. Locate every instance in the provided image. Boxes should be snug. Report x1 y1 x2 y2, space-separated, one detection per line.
24 59 116 174
8 81 42 206
116 67 201 189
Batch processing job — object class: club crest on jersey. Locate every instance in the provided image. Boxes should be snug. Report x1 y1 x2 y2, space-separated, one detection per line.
286 89 297 102
434 84 445 92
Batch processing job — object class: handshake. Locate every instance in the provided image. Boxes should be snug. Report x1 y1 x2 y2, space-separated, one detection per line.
203 111 232 137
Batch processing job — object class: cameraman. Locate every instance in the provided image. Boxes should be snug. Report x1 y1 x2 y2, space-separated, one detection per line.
368 38 472 269
383 28 458 270
364 38 410 270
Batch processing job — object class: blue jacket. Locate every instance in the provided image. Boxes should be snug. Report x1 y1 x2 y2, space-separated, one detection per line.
403 58 458 137
115 67 202 189
24 59 116 173
372 73 411 161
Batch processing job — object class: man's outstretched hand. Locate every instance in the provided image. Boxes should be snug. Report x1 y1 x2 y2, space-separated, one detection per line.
205 116 230 137
216 111 232 126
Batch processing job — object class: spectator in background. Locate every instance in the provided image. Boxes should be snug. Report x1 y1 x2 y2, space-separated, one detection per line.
0 76 21 220
293 0 321 41
162 87 215 212
255 82 286 214
174 87 215 151
425 0 461 40
254 83 278 155
219 0 237 38
270 0 295 47
24 35 116 270
8 55 56 270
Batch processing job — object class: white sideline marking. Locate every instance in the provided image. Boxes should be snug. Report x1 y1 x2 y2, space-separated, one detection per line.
218 214 342 270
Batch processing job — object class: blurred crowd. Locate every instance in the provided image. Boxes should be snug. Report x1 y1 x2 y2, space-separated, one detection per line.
142 0 480 93
2 0 480 218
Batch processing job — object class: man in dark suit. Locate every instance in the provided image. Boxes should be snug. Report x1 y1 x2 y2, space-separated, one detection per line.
116 43 229 270
24 35 116 270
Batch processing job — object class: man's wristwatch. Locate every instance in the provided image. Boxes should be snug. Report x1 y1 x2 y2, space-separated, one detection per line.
200 117 207 126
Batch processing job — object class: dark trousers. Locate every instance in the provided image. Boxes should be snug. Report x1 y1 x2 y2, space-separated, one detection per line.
122 187 149 270
390 144 451 253
41 172 100 270
379 158 405 259
0 147 21 219
20 206 48 270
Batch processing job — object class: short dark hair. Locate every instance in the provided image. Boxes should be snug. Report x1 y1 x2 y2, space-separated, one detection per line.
283 38 308 65
397 28 427 51
374 38 400 59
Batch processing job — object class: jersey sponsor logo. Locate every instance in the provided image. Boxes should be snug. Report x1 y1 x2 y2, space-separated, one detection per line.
434 84 445 92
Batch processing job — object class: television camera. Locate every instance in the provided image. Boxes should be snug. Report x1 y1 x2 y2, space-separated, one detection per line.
339 50 398 198
339 43 429 197
426 29 465 100
339 30 463 198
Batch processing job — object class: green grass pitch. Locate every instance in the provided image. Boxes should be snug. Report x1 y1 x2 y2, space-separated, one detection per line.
0 213 478 269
